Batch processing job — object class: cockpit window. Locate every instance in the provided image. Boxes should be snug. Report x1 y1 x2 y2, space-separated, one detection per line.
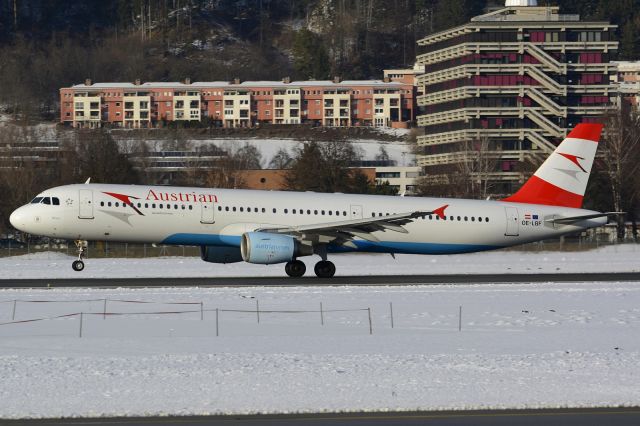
41 197 51 205
52 197 60 205
31 197 43 204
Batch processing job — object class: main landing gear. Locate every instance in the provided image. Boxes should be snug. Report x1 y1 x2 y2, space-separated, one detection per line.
314 260 336 278
72 240 87 272
284 259 336 278
285 260 306 277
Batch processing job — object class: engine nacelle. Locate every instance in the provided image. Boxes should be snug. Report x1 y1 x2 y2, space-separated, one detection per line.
241 232 311 264
200 245 243 264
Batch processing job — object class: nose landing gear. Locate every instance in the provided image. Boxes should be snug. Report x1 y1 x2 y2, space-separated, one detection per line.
72 240 87 272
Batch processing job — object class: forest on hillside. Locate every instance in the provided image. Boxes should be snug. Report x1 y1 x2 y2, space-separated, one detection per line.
1 0 639 120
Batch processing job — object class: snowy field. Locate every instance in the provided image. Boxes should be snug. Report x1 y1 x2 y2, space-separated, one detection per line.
0 281 639 418
1 243 639 279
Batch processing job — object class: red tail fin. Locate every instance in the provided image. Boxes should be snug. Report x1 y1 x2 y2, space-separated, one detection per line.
502 123 603 208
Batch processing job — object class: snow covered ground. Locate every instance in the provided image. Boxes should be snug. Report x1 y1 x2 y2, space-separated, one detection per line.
1 243 638 279
0 281 639 418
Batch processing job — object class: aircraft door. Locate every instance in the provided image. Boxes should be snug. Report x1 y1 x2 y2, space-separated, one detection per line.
201 199 215 224
504 206 519 236
350 204 363 219
78 189 94 219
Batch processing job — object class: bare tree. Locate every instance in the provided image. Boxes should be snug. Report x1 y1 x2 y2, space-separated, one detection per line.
415 137 498 199
268 148 292 169
599 108 640 240
458 136 498 200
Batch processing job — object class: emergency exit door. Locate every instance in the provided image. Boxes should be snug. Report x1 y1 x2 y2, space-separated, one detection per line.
350 204 363 219
504 207 519 236
78 189 94 219
201 199 215 224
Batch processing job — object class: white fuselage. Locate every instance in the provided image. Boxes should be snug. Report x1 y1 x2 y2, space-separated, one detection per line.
10 183 606 256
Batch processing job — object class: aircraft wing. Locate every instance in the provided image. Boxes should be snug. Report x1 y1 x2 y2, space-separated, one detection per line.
256 205 448 248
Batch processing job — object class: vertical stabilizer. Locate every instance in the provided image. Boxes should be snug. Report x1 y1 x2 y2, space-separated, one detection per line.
502 123 603 208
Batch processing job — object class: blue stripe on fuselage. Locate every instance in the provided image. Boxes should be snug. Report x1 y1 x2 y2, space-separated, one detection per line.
161 233 501 255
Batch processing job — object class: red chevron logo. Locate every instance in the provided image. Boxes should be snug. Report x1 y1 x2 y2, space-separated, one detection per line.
557 152 587 173
102 192 145 216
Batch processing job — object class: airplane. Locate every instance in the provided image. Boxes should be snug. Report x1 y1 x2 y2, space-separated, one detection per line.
9 123 615 278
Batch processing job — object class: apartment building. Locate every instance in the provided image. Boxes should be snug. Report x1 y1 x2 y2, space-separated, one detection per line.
415 0 618 195
615 61 640 108
375 166 422 194
60 78 415 130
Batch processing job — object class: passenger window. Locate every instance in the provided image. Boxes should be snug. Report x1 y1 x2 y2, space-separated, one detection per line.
314 210 318 215
137 203 141 208
100 202 105 207
457 216 461 221
159 204 163 209
174 205 178 210
336 211 340 216
42 197 51 205
284 209 288 214
343 211 347 216
31 197 43 204
262 208 266 213
428 215 433 220
293 209 297 214
486 217 489 222
232 207 236 212
108 202 112 207
464 216 468 221
152 203 156 208
240 207 244 212
217 206 222 211
52 197 60 205
182 205 186 210
471 217 475 222
225 206 229 211
307 210 311 214
273 208 277 213
478 217 482 222
145 203 149 208
189 205 193 210
329 211 333 216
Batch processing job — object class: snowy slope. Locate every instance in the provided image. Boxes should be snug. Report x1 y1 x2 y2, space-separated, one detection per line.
0 282 639 418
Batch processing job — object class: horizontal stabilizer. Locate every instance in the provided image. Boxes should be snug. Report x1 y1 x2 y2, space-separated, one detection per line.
549 212 624 225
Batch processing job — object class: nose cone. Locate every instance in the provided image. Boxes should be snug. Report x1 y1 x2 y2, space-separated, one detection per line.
9 206 27 232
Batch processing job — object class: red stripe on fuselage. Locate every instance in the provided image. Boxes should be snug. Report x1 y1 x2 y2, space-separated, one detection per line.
502 175 583 208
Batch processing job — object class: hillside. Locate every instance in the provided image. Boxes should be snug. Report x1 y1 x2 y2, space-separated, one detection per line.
2 0 638 120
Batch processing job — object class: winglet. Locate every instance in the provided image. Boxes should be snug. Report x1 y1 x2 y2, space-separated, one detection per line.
433 204 449 220
84 177 91 184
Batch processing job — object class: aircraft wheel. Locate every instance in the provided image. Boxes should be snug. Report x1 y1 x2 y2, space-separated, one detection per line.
72 260 85 272
314 260 336 278
285 260 306 277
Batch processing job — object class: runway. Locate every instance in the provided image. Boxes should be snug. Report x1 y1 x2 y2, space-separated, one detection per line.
1 272 639 288
6 408 640 425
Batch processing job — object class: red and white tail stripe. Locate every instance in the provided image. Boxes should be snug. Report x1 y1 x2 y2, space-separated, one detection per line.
503 123 603 208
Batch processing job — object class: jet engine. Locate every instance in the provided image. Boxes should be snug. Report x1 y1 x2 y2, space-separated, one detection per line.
200 245 243 264
240 232 312 264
